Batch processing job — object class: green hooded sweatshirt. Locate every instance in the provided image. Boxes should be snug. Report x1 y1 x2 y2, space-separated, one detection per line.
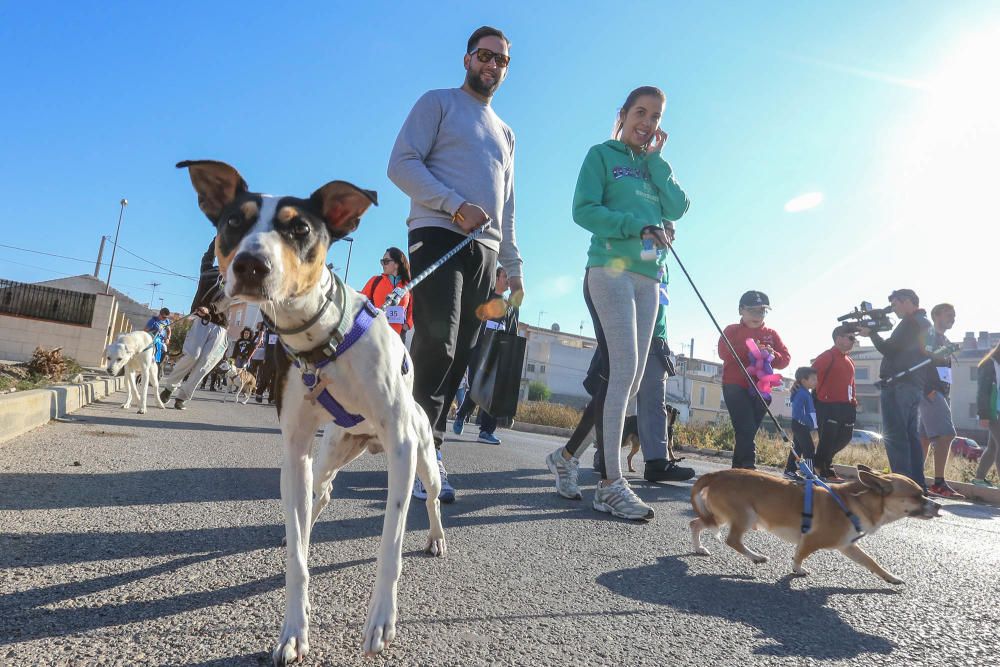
572 140 689 280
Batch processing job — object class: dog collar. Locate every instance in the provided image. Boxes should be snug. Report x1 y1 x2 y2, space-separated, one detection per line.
261 271 340 337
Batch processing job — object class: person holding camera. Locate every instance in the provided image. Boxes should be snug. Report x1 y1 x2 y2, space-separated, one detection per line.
857 288 932 489
810 325 859 481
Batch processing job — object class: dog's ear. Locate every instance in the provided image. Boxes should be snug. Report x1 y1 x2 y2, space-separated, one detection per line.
176 160 249 222
856 463 874 474
310 180 378 240
858 470 893 496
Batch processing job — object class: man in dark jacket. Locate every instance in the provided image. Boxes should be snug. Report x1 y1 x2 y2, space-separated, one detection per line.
858 288 932 489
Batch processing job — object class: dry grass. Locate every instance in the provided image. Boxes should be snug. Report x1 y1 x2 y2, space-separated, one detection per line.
674 422 994 484
515 401 582 429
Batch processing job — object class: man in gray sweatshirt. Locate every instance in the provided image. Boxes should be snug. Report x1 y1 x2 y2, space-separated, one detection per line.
387 25 524 503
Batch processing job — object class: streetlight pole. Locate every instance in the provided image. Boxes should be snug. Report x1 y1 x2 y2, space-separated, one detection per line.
105 199 128 295
342 236 354 282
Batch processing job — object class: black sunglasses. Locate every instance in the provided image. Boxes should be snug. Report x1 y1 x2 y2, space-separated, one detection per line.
380 258 394 265
471 48 510 68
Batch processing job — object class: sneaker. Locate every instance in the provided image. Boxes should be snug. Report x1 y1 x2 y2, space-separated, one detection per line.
546 447 582 500
412 476 428 501
644 458 696 482
159 388 172 403
593 477 654 520
971 478 997 488
928 483 965 499
477 431 501 445
783 470 804 483
820 469 846 483
255 395 263 404
437 454 456 504
452 418 465 435
173 399 187 410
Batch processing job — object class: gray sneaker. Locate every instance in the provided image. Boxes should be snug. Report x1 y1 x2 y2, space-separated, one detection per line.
546 447 582 500
593 477 654 521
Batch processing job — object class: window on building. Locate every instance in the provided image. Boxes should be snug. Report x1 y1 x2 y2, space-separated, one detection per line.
526 363 536 373
855 367 870 381
699 386 706 405
539 365 546 373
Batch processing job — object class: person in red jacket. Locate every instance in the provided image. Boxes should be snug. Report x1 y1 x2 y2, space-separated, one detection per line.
718 290 791 468
811 325 859 481
360 247 414 341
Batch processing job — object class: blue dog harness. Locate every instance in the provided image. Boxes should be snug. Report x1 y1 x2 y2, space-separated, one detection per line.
265 271 408 429
798 460 865 541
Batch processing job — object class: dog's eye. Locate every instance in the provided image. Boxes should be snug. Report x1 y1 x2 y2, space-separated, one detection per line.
226 214 242 228
291 221 310 237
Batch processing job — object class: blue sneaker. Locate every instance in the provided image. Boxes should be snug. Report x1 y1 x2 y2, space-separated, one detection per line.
452 418 464 435
437 451 456 503
477 431 501 445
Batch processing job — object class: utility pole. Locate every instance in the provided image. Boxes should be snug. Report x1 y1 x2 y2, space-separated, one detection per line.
342 236 354 282
538 310 547 327
94 236 107 277
690 337 695 360
147 281 161 307
105 199 128 295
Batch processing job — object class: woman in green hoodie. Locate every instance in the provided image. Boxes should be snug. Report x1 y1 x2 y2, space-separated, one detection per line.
547 86 689 521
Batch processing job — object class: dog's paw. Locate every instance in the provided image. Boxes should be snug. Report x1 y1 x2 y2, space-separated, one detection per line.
883 573 904 585
362 596 398 657
425 536 447 557
272 631 308 666
750 554 768 564
693 546 710 556
792 565 810 577
136 408 146 415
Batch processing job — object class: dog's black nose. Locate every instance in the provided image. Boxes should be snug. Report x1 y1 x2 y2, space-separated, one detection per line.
232 253 271 283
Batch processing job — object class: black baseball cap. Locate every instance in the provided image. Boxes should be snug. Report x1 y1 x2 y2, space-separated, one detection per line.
888 288 919 305
739 290 770 309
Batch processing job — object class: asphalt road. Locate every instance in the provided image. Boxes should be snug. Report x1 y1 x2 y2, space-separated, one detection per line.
2 388 999 666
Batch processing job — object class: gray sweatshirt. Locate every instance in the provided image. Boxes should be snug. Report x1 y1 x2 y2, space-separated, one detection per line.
387 88 522 279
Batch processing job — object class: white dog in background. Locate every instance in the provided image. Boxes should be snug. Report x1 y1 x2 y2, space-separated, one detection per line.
105 331 166 414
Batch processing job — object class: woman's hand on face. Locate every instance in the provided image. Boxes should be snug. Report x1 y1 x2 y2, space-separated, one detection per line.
646 128 668 154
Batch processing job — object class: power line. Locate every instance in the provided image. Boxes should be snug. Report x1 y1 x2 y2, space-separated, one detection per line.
0 242 197 279
0 255 193 299
113 242 198 281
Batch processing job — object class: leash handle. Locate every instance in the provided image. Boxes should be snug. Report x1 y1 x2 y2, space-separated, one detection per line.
382 227 485 308
667 244 792 445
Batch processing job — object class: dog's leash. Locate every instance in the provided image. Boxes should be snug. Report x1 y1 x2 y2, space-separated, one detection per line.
667 243 865 540
382 228 486 308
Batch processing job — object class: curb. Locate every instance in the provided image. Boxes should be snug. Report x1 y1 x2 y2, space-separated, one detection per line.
0 375 125 445
510 421 574 438
670 444 1000 507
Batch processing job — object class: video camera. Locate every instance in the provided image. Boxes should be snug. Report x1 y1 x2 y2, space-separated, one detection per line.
837 301 894 333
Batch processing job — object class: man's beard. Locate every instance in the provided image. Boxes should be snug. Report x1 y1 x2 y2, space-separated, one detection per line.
465 69 499 97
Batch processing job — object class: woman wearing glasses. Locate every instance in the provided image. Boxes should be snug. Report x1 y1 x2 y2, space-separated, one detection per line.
546 85 689 521
360 247 413 341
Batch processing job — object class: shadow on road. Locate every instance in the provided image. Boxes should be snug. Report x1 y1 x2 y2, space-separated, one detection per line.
596 554 897 661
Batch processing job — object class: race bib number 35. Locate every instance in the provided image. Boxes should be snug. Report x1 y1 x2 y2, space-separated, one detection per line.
385 306 406 325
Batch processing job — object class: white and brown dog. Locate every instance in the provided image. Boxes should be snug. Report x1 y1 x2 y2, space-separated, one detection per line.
105 331 166 414
222 359 257 404
690 465 940 584
177 160 446 664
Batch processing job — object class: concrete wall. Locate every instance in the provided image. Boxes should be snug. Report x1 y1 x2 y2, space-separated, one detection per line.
0 293 126 367
0 375 124 445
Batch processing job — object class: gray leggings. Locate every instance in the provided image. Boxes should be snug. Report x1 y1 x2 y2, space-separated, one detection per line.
583 267 658 481
975 421 1000 480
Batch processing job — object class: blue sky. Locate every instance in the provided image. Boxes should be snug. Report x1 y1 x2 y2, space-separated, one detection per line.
1 1 996 365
